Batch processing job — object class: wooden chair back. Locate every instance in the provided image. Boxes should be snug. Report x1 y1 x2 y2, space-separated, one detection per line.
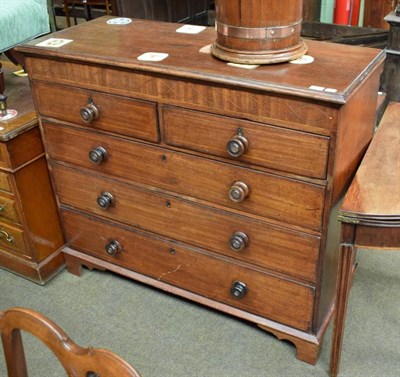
0 307 141 377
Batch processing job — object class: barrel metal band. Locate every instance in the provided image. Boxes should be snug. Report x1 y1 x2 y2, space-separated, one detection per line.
216 20 302 39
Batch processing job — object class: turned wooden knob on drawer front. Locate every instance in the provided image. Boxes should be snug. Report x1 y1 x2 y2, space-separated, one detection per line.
89 146 108 164
229 231 249 252
80 98 99 123
105 240 122 256
230 281 247 299
97 192 114 209
229 181 249 202
227 134 249 158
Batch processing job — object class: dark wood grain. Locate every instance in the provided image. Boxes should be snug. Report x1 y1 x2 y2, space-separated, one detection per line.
18 17 384 365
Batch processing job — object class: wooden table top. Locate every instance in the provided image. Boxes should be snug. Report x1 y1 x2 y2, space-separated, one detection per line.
339 102 400 225
16 16 385 104
0 61 36 141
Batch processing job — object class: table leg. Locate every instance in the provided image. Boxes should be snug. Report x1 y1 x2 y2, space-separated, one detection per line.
330 239 357 376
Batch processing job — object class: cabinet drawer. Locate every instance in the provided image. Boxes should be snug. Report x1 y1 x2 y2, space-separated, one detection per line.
54 165 320 281
33 82 159 142
0 223 27 255
0 171 12 193
162 106 330 179
61 209 315 331
44 123 325 231
0 195 20 224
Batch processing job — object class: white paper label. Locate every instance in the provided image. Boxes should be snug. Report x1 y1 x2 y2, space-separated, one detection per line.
289 55 314 65
35 38 73 48
107 18 132 25
227 62 259 69
176 25 206 34
137 52 169 62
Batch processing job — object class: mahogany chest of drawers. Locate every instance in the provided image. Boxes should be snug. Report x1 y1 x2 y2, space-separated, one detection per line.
17 17 384 363
0 64 64 283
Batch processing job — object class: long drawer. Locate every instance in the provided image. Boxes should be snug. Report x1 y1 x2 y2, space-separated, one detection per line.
53 164 320 282
33 82 159 143
61 209 315 331
162 105 330 179
43 122 325 231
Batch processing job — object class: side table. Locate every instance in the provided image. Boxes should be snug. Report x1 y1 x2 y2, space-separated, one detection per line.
330 102 400 376
0 62 65 284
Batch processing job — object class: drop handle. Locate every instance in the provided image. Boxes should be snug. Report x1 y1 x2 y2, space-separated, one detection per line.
89 146 108 164
227 134 249 158
105 240 121 256
230 281 247 299
80 99 99 123
229 232 249 252
0 229 14 243
97 192 114 209
228 181 249 203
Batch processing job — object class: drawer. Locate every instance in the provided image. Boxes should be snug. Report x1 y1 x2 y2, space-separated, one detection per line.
32 82 159 142
61 209 315 331
0 223 27 255
53 165 320 281
44 123 325 231
0 171 12 193
0 195 20 224
162 106 330 179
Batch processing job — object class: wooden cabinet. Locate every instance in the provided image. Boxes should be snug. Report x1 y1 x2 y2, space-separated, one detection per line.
0 67 64 284
17 17 384 363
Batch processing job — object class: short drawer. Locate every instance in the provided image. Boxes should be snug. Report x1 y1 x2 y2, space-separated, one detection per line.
162 106 330 179
54 165 320 281
33 82 159 142
0 195 20 224
0 171 12 193
0 223 27 255
44 123 325 231
61 209 315 331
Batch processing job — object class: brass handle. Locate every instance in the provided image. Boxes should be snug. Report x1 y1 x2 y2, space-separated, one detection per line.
229 232 249 252
105 240 121 256
80 99 99 123
97 192 114 209
89 146 108 164
228 181 249 203
227 134 249 158
0 229 14 243
230 281 247 299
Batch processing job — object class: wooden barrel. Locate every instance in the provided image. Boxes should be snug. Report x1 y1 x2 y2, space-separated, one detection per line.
211 0 308 64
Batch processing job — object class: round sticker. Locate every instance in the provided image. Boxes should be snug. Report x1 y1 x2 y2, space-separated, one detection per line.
107 18 132 25
0 109 18 121
289 55 315 65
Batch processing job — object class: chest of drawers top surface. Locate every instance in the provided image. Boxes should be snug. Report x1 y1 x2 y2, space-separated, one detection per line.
17 16 384 104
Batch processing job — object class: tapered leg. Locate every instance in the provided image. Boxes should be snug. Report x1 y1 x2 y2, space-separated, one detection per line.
330 241 357 377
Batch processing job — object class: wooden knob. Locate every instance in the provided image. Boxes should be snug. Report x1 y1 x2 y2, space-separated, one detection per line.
80 100 99 123
89 146 108 164
105 240 121 256
227 134 249 157
229 232 249 252
230 281 247 299
229 181 249 202
97 192 114 209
